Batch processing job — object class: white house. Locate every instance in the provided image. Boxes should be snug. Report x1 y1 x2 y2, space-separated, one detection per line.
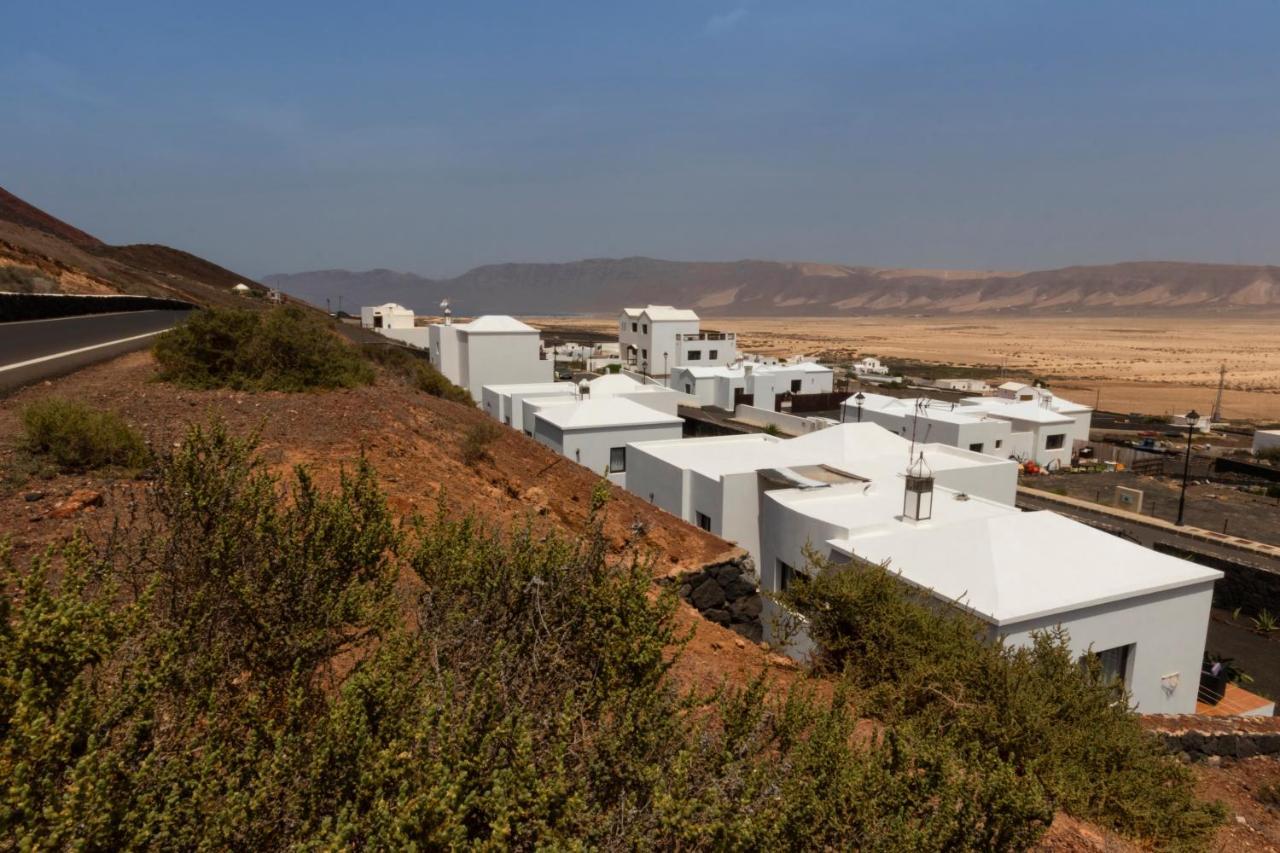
842 387 1092 468
361 303 416 330
617 305 737 377
428 315 552 403
930 377 991 394
481 382 577 430
853 356 889 376
1254 429 1280 455
530 397 683 484
671 362 834 411
626 422 1218 714
760 458 1219 714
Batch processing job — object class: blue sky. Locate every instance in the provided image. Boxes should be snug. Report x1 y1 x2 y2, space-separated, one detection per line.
4 2 1279 277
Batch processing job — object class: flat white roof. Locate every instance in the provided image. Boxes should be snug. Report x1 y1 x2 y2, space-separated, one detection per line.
457 315 538 334
959 398 1076 425
484 381 575 394
535 397 683 430
847 393 1003 426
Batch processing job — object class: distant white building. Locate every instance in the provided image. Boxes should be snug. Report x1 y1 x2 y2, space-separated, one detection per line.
930 377 991 394
1254 429 1280 455
853 356 889 376
626 422 1219 714
361 303 415 330
617 306 737 377
483 372 683 434
530 397 683 484
428 315 552 403
841 386 1091 468
671 362 834 411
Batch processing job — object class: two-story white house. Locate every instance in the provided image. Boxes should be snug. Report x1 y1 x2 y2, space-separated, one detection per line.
617 306 736 378
671 362 835 411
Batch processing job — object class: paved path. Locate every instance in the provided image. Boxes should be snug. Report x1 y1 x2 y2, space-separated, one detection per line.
0 309 191 393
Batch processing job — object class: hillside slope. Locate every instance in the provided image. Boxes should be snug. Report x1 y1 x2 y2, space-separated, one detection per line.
268 257 1280 316
0 185 264 307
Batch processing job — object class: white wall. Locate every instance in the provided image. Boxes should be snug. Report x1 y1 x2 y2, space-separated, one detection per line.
378 327 430 349
999 582 1216 714
429 325 462 390
1254 430 1280 455
537 422 684 484
624 446 690 515
734 404 832 436
675 334 737 368
456 330 552 402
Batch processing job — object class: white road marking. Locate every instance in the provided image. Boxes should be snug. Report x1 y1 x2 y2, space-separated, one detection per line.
0 309 162 326
0 329 168 373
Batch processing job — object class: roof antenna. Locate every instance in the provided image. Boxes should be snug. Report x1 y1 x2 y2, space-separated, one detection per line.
440 298 452 326
907 397 928 464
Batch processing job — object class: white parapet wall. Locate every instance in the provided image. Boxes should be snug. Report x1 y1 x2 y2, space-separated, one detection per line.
733 404 834 437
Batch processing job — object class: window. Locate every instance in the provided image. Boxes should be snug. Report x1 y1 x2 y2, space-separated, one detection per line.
609 447 626 473
778 560 807 592
995 439 1003 449
1083 644 1133 687
641 348 648 360
687 350 702 360
642 324 648 333
708 349 718 360
968 443 984 453
684 383 692 393
696 511 712 532
631 323 637 332
790 379 802 393
1046 433 1066 450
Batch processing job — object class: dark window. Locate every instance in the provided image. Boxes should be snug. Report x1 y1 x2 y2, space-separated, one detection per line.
778 560 807 592
1046 433 1066 450
609 447 626 473
374 315 384 328
684 383 692 393
641 348 648 360
709 349 718 360
631 323 637 332
696 511 712 531
995 439 1003 449
790 379 802 393
688 350 702 360
642 324 648 333
968 443 984 453
1083 644 1132 686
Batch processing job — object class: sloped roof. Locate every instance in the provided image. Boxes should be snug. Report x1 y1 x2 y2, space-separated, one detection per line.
834 510 1221 625
458 315 538 334
639 305 700 322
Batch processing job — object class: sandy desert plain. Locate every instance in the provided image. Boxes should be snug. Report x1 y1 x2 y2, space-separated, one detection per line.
528 314 1280 422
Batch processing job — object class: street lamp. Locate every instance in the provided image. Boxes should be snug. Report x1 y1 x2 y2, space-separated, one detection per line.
663 352 669 387
853 391 866 423
1175 408 1199 526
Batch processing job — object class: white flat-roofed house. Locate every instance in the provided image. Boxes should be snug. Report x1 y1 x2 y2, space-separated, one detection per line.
481 382 577 430
428 315 552 403
842 388 1092 468
670 362 834 411
674 330 737 370
531 397 683 484
1254 429 1280 455
624 422 1017 570
361 303 415 330
932 377 991 394
841 393 1014 458
760 459 1220 714
617 305 701 377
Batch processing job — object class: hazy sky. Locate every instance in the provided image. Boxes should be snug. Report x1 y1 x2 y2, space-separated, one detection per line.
4 2 1279 278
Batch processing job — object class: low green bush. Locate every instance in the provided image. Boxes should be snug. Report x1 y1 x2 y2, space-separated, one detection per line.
153 306 373 391
779 554 1225 849
461 421 502 466
360 343 473 404
20 398 150 471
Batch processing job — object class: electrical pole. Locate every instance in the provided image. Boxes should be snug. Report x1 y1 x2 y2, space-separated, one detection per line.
1211 364 1226 422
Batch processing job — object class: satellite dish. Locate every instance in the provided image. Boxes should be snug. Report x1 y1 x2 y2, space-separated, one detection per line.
440 298 450 309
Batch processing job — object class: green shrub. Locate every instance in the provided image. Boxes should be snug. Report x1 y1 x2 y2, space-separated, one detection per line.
1 420 1055 849
460 421 502 466
153 306 373 391
20 398 150 471
360 343 472 404
779 555 1225 849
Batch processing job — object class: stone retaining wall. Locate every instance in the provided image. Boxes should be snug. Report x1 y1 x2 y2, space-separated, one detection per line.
671 556 763 643
1143 714 1280 760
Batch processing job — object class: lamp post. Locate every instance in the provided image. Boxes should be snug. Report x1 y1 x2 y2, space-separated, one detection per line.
663 352 669 387
1175 408 1199 526
853 391 866 423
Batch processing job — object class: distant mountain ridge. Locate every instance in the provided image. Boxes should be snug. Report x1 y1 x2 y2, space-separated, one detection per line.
266 257 1280 316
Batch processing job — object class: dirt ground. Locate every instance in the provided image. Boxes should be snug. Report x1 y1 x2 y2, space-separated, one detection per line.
1031 470 1280 547
4 350 1279 850
529 315 1280 422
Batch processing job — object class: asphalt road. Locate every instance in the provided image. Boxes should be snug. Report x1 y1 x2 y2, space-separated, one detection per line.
0 309 192 393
